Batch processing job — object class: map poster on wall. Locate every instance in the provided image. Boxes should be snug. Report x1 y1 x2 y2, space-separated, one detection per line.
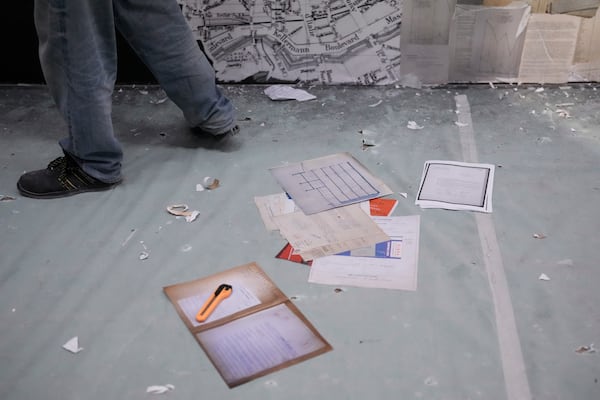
177 0 403 85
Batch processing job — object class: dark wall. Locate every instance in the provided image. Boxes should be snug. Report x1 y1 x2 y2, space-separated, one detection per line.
1 3 157 85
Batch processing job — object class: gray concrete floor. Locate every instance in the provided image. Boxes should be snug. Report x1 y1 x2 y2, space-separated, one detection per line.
1 83 599 400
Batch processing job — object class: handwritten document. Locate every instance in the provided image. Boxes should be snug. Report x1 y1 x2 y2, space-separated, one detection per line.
273 203 390 260
164 262 331 388
197 304 328 385
309 215 421 290
269 153 392 215
415 160 495 213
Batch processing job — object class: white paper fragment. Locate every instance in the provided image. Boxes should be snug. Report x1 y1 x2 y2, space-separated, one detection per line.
185 210 200 223
575 344 596 354
0 195 16 202
454 121 469 127
62 337 83 354
489 82 496 89
399 193 408 199
146 384 175 394
407 121 424 130
195 184 205 192
368 100 383 107
264 85 316 102
535 87 544 93
532 233 547 239
538 273 551 281
555 109 571 118
557 259 574 266
139 251 149 260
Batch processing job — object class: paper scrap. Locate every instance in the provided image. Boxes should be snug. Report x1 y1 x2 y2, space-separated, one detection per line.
407 121 424 130
166 204 200 222
139 251 149 260
146 384 175 394
368 100 383 107
0 195 16 202
264 85 316 102
533 233 547 239
575 344 596 354
538 273 551 281
62 336 83 354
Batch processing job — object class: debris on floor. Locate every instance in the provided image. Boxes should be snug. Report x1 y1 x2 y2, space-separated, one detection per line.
407 121 424 130
263 85 316 102
196 176 220 191
146 384 175 394
533 233 547 239
575 344 596 354
0 195 16 201
62 336 83 354
166 204 200 222
538 273 550 281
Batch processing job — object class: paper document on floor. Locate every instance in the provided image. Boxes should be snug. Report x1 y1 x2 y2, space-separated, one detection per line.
163 262 332 388
272 203 390 260
309 215 420 290
415 160 495 213
269 152 393 215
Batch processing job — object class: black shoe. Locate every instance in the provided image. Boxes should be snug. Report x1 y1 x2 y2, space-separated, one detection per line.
17 156 120 199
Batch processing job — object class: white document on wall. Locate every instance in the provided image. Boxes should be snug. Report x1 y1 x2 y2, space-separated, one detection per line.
518 13 582 83
269 152 392 215
399 0 457 84
415 160 495 213
449 1 530 82
309 215 420 291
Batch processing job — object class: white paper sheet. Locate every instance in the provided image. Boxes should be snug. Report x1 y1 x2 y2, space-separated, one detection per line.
449 2 531 82
196 303 327 384
264 85 316 102
273 203 390 260
269 152 393 215
309 215 421 290
518 13 582 83
415 160 495 212
399 0 456 84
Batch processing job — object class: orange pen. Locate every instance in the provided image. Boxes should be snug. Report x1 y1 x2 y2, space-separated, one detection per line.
196 283 233 322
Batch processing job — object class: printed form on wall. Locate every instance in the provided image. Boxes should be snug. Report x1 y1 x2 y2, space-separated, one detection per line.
518 13 582 83
449 1 531 82
571 6 600 81
400 0 457 85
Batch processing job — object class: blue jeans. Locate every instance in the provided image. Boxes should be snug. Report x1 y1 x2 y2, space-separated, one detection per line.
34 0 236 183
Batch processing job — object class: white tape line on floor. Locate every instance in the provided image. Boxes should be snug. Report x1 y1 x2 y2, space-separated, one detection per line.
455 94 532 400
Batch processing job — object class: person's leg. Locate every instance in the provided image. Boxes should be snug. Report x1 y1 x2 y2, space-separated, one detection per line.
33 0 122 183
113 0 236 135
